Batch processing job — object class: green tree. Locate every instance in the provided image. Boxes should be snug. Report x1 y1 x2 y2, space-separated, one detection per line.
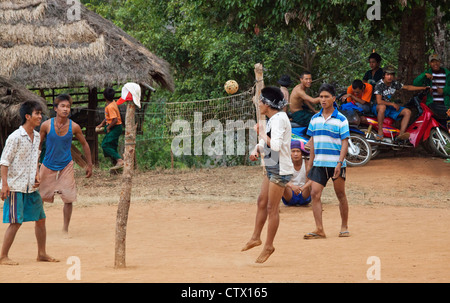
81 0 448 169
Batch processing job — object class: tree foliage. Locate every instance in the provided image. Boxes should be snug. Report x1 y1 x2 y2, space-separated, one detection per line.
80 0 447 169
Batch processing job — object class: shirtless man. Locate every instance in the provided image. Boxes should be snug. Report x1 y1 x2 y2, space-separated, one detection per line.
289 71 320 127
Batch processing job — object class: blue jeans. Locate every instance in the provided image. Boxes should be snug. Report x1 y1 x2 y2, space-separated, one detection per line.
265 169 292 187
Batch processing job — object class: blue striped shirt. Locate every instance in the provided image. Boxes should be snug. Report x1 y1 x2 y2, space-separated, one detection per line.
307 108 350 167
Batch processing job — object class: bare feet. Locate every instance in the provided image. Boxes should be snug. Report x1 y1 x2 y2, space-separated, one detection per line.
37 254 60 263
110 159 124 171
62 229 72 239
255 247 275 263
0 257 19 266
241 239 262 252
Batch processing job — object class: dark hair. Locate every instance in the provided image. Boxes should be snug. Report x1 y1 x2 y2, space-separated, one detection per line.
261 86 285 109
368 52 382 63
54 94 72 107
20 100 43 125
351 79 364 90
299 71 312 79
103 87 116 101
318 83 336 96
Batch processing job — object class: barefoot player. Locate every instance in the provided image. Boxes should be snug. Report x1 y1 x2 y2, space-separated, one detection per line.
39 94 92 235
242 87 293 263
1 101 59 265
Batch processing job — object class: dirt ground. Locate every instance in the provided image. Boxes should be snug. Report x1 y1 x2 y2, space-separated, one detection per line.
0 152 449 283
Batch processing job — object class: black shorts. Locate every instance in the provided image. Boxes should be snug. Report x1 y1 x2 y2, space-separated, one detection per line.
307 166 346 187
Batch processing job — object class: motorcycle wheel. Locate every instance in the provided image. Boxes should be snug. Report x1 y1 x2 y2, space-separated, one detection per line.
359 128 380 159
427 128 450 158
346 133 372 167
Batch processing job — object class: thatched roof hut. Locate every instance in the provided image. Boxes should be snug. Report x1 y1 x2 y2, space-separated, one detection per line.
0 0 174 163
0 0 174 90
0 75 49 148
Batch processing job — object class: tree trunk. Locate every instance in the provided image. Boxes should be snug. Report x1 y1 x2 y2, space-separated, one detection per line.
114 101 137 269
432 6 448 67
397 5 426 103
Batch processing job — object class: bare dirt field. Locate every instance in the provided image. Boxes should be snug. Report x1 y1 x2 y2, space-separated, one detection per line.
1 153 449 283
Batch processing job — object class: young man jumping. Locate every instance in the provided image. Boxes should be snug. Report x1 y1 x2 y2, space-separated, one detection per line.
242 87 293 263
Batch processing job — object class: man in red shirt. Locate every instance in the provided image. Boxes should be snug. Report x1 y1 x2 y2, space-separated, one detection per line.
97 88 124 169
341 79 373 115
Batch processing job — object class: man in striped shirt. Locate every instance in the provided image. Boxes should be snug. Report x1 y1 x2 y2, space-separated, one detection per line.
413 53 450 121
304 83 350 239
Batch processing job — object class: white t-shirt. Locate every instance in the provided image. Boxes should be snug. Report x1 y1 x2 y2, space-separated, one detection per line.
257 111 294 176
291 158 307 187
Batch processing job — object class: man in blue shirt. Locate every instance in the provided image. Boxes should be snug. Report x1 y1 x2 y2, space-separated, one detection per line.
39 94 92 235
304 83 350 239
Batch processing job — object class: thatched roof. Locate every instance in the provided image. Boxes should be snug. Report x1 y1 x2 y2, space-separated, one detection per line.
0 75 49 147
0 0 174 90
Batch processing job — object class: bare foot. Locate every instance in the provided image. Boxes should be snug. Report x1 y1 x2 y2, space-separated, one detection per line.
255 247 275 263
0 257 19 266
62 230 72 239
241 239 262 252
37 254 60 263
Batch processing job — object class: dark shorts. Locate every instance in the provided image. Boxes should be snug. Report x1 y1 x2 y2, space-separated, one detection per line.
291 110 314 127
307 166 346 187
428 102 449 120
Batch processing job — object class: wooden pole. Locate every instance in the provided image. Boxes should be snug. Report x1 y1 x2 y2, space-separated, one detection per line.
114 101 137 268
87 88 99 166
253 63 265 120
253 63 265 165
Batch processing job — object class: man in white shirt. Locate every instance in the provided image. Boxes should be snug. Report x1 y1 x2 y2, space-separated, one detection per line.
282 140 312 206
0 101 59 265
241 86 293 264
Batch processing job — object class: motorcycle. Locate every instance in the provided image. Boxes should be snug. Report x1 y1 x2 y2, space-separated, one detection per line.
426 106 450 158
346 89 450 159
290 112 373 167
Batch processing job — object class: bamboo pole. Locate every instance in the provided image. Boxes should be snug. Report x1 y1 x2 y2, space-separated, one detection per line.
114 100 137 268
253 63 265 166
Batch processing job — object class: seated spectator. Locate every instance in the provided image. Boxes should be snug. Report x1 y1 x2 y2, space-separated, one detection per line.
282 140 312 206
363 52 384 86
340 79 373 115
413 53 449 122
372 66 428 141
